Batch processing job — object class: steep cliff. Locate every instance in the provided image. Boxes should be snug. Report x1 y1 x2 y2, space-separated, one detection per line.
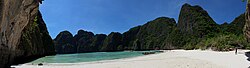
176 3 220 49
74 30 95 52
222 14 245 35
52 3 219 53
177 3 219 38
54 17 177 52
54 30 108 53
101 32 123 51
197 14 248 51
123 17 177 50
54 31 76 54
244 1 250 42
91 34 107 51
123 3 220 50
122 26 141 50
0 0 55 67
54 3 250 53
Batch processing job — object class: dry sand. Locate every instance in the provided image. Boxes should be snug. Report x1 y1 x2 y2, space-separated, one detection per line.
13 50 250 68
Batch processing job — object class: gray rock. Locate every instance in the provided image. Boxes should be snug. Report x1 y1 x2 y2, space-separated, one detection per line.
0 0 55 67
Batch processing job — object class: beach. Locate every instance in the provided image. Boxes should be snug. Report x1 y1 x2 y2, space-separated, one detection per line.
14 50 250 68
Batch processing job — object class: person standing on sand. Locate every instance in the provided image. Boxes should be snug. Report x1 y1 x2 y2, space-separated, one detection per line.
235 47 238 55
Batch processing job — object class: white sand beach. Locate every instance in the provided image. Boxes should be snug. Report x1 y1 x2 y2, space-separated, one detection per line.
14 50 250 68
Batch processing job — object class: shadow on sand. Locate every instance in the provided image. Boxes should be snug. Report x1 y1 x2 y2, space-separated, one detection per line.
245 51 250 68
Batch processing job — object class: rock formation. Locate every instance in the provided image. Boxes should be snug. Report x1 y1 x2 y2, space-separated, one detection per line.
122 26 141 50
74 30 95 52
54 3 249 53
101 32 123 51
54 17 177 53
91 34 107 52
177 3 219 38
222 14 245 35
125 17 177 50
54 31 76 54
244 0 250 42
54 30 109 53
0 0 55 67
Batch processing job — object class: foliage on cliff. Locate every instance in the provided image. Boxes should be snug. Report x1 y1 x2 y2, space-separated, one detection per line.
54 3 249 53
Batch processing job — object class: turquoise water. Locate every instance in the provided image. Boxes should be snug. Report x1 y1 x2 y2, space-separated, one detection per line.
31 51 154 63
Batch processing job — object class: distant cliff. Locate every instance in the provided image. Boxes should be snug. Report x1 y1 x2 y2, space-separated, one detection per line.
54 31 76 54
0 0 55 67
125 17 177 50
54 3 249 54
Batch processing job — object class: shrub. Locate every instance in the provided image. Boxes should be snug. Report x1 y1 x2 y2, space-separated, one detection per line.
196 34 248 51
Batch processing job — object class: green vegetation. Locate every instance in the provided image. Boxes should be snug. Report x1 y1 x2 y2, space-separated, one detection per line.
54 3 250 53
178 13 247 51
19 16 39 54
196 34 249 51
122 4 249 51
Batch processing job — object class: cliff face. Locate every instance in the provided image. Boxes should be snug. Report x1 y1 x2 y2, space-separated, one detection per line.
177 3 219 38
122 26 141 50
54 31 76 54
91 34 107 51
101 32 123 51
74 30 95 52
53 3 220 53
222 14 245 35
123 17 177 50
55 17 177 52
0 0 55 67
244 1 250 42
54 3 249 53
54 30 109 53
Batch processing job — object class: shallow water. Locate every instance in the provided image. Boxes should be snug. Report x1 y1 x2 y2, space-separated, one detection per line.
31 51 155 63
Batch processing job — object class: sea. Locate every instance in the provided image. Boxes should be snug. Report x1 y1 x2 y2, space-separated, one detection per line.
30 51 158 64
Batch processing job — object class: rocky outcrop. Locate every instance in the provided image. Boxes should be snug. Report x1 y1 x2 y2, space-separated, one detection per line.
0 0 55 67
53 4 223 52
122 26 141 50
54 30 108 53
55 17 177 52
91 34 107 51
122 17 177 50
177 3 219 38
244 1 250 42
54 31 76 54
54 3 249 53
138 17 177 50
222 14 245 35
74 30 95 52
101 32 123 51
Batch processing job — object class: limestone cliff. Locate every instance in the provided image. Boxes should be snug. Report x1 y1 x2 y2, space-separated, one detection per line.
54 31 76 54
101 32 123 51
54 30 109 53
177 3 219 38
244 1 250 42
54 3 250 53
0 0 55 67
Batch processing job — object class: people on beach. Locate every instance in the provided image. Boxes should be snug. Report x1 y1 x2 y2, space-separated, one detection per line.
235 47 238 55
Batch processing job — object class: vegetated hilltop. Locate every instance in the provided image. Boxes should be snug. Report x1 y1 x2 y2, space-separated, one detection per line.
54 3 249 54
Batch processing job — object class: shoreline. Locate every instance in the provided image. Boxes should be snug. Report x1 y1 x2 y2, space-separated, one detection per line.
13 50 250 68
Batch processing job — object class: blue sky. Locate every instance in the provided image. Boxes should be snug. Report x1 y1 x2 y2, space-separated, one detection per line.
39 0 246 38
